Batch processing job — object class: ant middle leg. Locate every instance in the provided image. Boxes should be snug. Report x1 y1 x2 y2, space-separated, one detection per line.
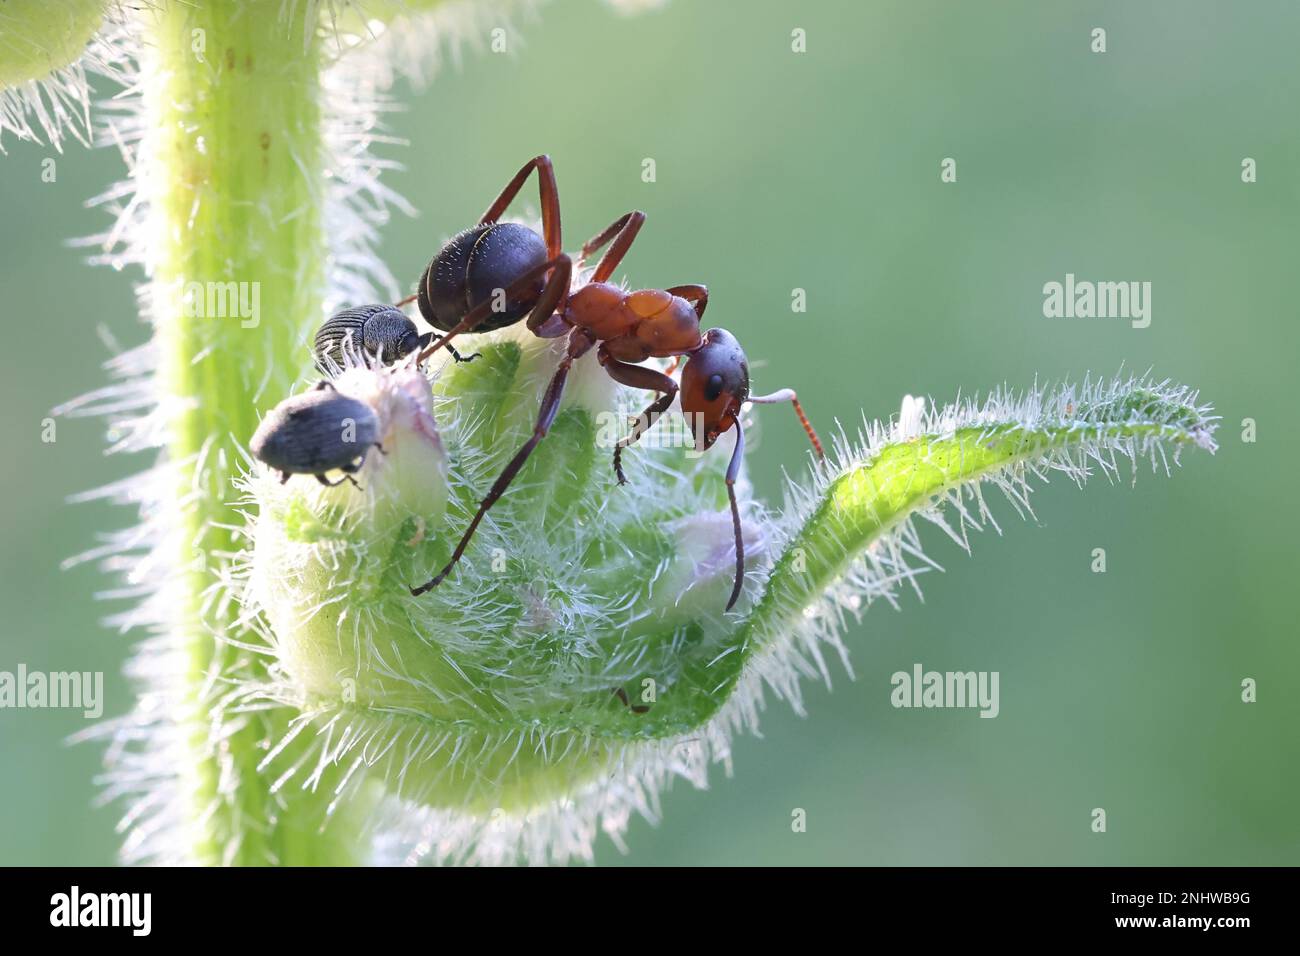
599 348 679 484
409 327 596 596
579 211 646 284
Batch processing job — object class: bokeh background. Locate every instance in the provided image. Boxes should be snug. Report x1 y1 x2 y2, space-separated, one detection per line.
2 0 1297 865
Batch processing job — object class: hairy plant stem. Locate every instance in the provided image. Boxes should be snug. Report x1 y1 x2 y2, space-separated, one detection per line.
145 1 362 865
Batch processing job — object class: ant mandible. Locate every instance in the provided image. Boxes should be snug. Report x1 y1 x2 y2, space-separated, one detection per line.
406 157 824 611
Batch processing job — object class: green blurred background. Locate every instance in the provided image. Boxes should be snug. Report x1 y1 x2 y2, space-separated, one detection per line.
2 0 1297 865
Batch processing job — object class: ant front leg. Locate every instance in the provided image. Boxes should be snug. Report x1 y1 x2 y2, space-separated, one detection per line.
598 347 678 485
410 327 596 596
580 211 646 284
749 388 825 458
480 155 562 260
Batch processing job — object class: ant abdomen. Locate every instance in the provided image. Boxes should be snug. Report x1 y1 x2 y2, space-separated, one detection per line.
418 221 549 334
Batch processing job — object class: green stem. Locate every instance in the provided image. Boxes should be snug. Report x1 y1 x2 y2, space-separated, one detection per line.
145 0 360 865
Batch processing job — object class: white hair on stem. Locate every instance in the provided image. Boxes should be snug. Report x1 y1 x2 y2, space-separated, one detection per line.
55 0 549 864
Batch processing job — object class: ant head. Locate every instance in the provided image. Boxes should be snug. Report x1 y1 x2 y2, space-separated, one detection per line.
680 328 750 450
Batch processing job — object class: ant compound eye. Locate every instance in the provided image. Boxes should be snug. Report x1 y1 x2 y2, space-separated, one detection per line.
705 373 725 402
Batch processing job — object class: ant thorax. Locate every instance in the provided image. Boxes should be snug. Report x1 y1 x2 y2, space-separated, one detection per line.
568 283 703 363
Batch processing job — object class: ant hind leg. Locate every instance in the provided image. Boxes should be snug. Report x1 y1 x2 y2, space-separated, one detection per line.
409 328 596 596
480 155 562 259
580 211 646 284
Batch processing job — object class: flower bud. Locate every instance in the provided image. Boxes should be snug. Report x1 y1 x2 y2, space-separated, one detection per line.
249 363 448 710
245 332 765 816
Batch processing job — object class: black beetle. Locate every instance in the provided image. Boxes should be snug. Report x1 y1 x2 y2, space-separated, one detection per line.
314 304 480 371
250 382 382 486
314 304 422 371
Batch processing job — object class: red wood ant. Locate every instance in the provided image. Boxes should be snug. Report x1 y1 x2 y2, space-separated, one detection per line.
405 156 824 610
